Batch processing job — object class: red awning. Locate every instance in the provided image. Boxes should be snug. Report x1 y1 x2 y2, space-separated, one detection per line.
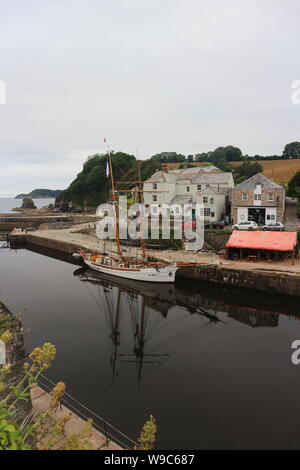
226 231 297 252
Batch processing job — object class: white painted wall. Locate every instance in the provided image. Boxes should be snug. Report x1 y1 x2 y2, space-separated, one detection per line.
253 184 262 206
237 207 248 223
196 194 226 221
265 207 277 223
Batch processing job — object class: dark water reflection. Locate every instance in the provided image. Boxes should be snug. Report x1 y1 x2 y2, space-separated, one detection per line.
1 245 300 449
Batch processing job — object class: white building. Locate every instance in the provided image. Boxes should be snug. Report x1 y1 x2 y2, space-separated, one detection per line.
143 166 234 222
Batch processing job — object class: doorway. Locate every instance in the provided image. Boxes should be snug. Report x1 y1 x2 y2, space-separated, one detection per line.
248 208 266 225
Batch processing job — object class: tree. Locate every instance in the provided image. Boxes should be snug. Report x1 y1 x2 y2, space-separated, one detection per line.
56 152 136 208
194 152 209 162
150 152 186 163
223 145 243 161
233 162 263 184
287 171 300 196
210 148 230 171
283 142 300 159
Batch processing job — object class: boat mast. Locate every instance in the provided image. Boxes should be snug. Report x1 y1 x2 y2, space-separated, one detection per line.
137 159 147 259
108 156 121 257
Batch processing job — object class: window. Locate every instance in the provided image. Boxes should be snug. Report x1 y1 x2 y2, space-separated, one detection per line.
203 197 208 203
152 206 158 214
242 193 248 201
210 197 214 204
153 183 157 190
204 208 211 217
211 212 215 218
152 195 157 202
206 184 209 188
254 194 261 200
197 185 201 191
186 186 190 193
267 192 274 201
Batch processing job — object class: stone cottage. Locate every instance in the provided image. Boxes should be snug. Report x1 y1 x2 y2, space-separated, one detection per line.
231 173 285 225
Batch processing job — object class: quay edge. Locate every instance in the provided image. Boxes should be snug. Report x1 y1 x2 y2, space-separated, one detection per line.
175 265 300 297
8 229 300 298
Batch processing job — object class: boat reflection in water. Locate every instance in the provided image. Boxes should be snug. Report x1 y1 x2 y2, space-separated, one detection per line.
73 267 281 387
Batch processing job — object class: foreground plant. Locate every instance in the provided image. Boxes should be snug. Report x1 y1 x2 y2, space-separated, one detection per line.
135 415 157 450
1 315 157 450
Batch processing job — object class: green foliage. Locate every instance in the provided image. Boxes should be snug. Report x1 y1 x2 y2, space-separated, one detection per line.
210 148 230 171
283 142 300 159
233 161 263 184
194 152 211 162
0 410 30 450
57 152 136 208
15 189 62 199
287 171 300 197
214 145 242 162
150 152 186 163
135 415 157 450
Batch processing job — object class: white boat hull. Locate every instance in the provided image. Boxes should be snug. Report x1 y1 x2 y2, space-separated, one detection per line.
83 259 178 283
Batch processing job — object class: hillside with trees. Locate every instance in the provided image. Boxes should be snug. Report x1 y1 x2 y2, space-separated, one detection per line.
15 189 62 199
56 142 300 209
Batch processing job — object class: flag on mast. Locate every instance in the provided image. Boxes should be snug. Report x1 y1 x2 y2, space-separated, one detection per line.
106 159 110 178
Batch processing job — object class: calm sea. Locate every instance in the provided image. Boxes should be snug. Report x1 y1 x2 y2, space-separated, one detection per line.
0 198 55 214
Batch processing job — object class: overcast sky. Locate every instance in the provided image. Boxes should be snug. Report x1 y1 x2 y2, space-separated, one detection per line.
0 0 299 196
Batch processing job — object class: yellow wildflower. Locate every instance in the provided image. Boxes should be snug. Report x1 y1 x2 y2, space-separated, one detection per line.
29 343 56 370
1 364 11 377
50 382 66 408
1 330 12 344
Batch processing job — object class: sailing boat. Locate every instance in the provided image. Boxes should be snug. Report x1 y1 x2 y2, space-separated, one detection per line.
79 156 198 283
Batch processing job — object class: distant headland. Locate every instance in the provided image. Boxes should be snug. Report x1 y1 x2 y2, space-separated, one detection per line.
15 189 62 199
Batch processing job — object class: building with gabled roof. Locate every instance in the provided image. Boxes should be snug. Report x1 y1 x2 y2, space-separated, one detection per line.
231 173 285 225
143 166 234 222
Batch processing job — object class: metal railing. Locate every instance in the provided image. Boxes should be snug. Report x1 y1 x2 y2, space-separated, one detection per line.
38 374 138 450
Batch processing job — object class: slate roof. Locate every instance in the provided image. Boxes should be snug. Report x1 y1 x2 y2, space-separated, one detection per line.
234 173 284 190
170 195 193 204
197 188 228 196
191 172 233 185
144 167 234 187
170 166 219 174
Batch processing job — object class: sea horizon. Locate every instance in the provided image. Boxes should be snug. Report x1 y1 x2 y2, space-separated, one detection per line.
0 197 55 214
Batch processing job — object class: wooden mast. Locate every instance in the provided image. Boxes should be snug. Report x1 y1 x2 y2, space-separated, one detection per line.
137 160 147 259
108 157 121 257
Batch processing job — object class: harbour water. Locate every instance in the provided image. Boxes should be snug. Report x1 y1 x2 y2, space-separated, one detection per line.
0 198 55 214
1 244 300 449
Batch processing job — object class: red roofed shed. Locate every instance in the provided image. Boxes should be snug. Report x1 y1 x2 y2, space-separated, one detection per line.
225 231 298 264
